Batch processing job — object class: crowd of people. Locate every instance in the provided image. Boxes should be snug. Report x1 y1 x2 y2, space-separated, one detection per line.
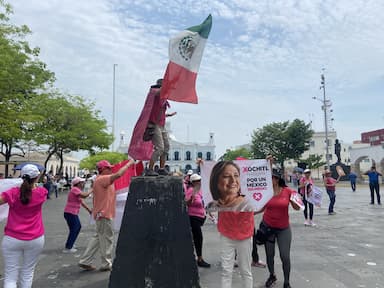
0 156 382 287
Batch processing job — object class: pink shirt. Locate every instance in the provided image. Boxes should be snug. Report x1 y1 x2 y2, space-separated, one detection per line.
218 211 254 240
1 186 47 240
185 187 205 218
299 176 314 196
92 175 116 220
64 186 82 215
148 88 169 127
325 177 337 191
263 187 293 229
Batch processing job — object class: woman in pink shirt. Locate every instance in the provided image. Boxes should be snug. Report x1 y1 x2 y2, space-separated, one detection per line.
323 170 340 215
0 164 47 288
185 173 210 268
63 177 92 253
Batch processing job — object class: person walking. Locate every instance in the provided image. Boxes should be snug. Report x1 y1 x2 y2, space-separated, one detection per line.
348 171 357 192
78 159 135 271
209 161 254 288
364 166 382 205
0 164 47 288
63 177 93 253
324 171 341 215
185 173 210 268
298 169 316 226
257 166 300 288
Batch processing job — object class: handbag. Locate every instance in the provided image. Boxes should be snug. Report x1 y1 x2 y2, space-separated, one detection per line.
143 122 155 141
255 221 272 245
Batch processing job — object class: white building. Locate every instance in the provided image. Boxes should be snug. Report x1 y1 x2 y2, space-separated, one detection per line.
117 123 216 173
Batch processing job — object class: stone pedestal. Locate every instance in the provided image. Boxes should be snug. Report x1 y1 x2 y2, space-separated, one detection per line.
109 176 200 288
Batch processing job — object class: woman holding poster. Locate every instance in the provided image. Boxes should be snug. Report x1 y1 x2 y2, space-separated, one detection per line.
298 169 316 226
209 161 254 288
324 170 341 215
258 167 300 288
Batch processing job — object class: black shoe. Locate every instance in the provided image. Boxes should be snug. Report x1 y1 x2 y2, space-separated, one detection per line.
283 283 291 288
265 274 277 287
197 259 211 268
157 169 168 176
145 170 159 176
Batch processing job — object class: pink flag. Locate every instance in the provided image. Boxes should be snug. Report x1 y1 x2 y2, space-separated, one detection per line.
127 87 159 160
112 160 144 193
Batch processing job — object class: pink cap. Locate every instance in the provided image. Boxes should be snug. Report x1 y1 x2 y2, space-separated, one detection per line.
97 160 114 171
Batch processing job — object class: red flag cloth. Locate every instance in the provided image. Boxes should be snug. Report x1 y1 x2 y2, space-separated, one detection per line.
127 88 159 160
160 62 198 104
112 160 144 193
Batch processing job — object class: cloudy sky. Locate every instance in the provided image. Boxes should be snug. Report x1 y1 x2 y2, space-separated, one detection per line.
9 0 384 158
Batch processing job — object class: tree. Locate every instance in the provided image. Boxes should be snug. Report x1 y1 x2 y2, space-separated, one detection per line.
0 1 54 176
30 93 113 173
220 147 253 161
79 151 127 171
300 154 326 170
251 119 313 170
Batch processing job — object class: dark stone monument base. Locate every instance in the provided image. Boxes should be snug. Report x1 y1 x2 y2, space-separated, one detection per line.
109 176 200 288
330 162 350 181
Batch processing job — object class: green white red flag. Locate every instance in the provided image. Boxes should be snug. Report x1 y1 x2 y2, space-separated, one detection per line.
161 14 212 104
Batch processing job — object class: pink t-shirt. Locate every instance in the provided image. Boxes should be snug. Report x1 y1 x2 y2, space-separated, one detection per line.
263 187 293 229
185 187 205 218
64 186 82 215
1 186 47 240
92 175 116 220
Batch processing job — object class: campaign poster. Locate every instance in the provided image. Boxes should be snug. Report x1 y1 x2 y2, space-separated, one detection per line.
306 185 323 207
200 159 273 211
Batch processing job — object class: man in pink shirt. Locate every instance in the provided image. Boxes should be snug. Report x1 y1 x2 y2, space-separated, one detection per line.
78 159 134 271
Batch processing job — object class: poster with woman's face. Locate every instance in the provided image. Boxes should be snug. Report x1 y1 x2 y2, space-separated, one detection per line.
201 159 273 211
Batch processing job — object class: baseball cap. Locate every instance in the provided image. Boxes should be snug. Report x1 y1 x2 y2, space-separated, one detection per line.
97 160 114 171
304 169 311 174
272 168 282 178
190 174 201 182
21 164 40 179
187 169 193 175
71 177 86 186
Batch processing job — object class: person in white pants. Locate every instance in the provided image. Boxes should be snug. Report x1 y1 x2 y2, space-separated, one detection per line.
209 161 254 288
0 164 48 288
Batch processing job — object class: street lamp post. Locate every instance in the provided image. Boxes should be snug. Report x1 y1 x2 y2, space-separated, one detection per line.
313 71 332 170
112 64 118 151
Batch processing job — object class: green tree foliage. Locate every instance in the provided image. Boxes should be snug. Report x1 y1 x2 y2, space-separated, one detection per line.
221 147 253 161
251 119 313 170
300 154 326 170
0 1 55 175
79 151 127 171
30 93 113 173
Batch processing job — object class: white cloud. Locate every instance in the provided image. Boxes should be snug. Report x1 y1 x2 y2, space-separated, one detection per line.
9 0 384 158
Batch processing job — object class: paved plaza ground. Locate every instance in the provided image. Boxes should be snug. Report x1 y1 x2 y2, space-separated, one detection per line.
0 181 383 287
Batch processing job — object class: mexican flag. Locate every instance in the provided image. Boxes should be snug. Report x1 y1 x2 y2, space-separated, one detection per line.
161 14 212 104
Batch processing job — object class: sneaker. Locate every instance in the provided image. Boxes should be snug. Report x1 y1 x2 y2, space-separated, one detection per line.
304 219 310 226
63 248 78 253
99 266 112 272
265 274 277 287
309 220 316 227
79 263 96 271
157 169 169 176
197 259 211 268
251 260 266 268
145 170 159 176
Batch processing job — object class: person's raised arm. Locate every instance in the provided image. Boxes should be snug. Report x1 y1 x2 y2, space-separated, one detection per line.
110 159 136 183
79 188 93 199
